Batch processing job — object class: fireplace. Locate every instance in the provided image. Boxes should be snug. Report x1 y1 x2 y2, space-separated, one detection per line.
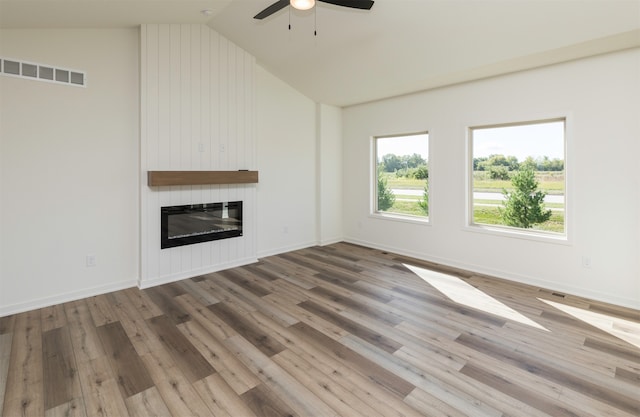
161 201 242 249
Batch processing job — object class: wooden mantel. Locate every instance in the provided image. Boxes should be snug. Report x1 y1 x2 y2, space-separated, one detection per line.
148 170 259 186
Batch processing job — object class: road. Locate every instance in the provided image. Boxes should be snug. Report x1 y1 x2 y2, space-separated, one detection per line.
392 189 564 204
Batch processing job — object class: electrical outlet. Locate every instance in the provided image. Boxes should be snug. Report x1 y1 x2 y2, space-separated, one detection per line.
198 142 205 153
219 143 226 153
86 254 97 267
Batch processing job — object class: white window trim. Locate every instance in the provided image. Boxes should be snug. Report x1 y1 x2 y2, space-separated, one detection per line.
464 115 572 245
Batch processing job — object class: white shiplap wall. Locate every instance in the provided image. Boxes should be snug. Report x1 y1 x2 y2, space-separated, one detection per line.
140 24 257 288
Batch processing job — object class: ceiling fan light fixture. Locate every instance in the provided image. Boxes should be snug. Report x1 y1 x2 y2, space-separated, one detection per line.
254 0 373 20
290 0 315 11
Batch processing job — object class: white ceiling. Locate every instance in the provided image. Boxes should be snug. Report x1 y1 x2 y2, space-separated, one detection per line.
2 0 639 107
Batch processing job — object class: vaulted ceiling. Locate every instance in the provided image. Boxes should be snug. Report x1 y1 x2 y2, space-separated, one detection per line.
2 0 639 106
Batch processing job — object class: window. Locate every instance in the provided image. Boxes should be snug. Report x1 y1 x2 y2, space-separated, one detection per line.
469 119 566 236
374 132 429 221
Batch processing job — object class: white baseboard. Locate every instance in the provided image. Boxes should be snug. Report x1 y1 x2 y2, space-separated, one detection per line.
256 237 344 259
257 240 317 259
344 237 639 310
0 278 138 317
1 258 259 317
318 236 343 247
138 256 259 289
3 239 635 317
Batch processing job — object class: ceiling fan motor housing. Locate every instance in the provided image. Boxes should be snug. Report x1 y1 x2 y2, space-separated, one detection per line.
254 0 374 20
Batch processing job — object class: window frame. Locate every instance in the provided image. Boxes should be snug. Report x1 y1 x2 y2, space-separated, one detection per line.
465 117 570 244
371 131 431 225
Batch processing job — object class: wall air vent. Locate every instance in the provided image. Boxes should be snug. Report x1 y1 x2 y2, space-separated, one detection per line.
0 57 86 87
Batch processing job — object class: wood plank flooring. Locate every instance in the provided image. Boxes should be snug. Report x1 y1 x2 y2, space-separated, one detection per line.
1 242 639 416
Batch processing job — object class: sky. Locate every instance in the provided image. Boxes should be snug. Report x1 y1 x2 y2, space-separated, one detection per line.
473 120 565 161
376 121 564 162
376 133 428 160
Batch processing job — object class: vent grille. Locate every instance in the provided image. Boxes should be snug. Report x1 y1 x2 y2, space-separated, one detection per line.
0 57 86 87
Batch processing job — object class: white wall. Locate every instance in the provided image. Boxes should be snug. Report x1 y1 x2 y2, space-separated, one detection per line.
0 29 140 315
0 24 331 315
343 49 640 309
140 24 257 288
255 66 318 257
5 27 634 315
317 104 343 245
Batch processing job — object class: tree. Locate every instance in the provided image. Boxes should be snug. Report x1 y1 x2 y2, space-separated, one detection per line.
501 168 552 228
377 173 395 211
380 153 428 174
418 181 429 215
406 153 427 169
488 166 510 180
381 154 402 172
473 156 488 171
504 155 520 171
520 156 537 171
413 165 428 180
537 156 564 171
479 154 519 172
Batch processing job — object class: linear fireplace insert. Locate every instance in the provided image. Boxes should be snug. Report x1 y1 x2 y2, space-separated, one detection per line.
161 201 242 249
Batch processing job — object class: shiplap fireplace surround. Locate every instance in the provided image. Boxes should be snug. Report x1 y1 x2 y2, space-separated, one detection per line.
140 24 258 289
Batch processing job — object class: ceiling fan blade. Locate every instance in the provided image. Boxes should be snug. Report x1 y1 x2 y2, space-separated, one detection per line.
254 0 290 19
318 0 374 10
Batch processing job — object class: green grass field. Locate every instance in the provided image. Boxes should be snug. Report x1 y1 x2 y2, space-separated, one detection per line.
385 201 427 217
379 171 565 232
383 173 426 189
472 171 565 194
473 206 565 233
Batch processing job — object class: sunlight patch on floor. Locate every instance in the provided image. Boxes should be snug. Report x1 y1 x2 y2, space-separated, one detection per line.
539 298 640 349
404 264 548 331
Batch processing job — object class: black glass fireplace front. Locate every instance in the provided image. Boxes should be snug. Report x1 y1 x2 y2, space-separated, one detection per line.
161 201 242 249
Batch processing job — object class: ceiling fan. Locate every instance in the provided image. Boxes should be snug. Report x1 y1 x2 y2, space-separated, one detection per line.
254 0 374 20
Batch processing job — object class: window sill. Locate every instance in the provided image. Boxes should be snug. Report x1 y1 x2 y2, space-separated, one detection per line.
370 212 430 226
464 223 570 245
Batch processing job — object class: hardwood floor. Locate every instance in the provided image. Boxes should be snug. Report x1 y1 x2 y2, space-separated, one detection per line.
1 242 639 417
